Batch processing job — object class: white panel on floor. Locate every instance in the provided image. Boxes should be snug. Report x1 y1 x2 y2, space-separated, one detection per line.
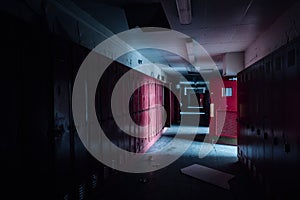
180 164 235 190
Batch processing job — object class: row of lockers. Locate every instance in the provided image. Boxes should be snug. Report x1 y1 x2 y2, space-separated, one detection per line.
53 31 102 199
237 36 300 198
54 40 166 198
96 61 166 153
1 13 169 200
101 107 165 154
97 61 164 122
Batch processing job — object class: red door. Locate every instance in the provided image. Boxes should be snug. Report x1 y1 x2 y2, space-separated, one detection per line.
209 77 238 139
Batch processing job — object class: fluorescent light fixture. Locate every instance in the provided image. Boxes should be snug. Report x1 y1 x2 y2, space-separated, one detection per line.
179 81 195 84
179 81 209 85
180 112 205 115
184 87 206 95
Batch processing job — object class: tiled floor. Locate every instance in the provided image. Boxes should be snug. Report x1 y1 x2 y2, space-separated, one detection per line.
89 126 265 200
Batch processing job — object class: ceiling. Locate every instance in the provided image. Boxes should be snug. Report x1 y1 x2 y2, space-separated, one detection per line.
75 0 298 77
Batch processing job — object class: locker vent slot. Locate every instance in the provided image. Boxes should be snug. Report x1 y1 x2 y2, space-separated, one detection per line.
78 183 86 200
91 174 98 189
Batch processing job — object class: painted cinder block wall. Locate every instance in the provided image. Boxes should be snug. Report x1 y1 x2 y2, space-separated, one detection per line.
245 0 300 67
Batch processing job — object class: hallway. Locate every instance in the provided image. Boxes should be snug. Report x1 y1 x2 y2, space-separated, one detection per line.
1 1 300 199
90 126 264 200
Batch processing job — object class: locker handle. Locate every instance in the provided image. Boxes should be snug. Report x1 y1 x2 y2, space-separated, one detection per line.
264 132 268 140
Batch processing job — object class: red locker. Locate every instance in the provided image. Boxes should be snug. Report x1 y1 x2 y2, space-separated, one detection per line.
158 84 163 105
138 83 147 111
149 82 156 109
155 81 158 105
133 87 139 113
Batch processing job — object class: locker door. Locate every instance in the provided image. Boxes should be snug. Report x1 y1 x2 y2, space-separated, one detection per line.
99 65 111 121
242 67 251 165
237 71 246 162
53 39 74 198
255 62 265 178
271 49 286 192
247 66 255 169
282 41 300 195
297 38 300 178
237 73 241 157
252 64 260 174
262 56 273 182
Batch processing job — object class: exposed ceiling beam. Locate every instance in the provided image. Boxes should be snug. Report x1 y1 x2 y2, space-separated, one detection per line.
175 0 192 24
185 37 195 64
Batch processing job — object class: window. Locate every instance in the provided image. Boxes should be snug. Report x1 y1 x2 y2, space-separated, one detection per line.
222 88 232 97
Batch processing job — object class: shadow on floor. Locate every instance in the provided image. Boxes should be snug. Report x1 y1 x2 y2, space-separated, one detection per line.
89 126 265 200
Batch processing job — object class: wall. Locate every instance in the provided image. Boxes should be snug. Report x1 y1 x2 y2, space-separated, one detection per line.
0 0 167 82
73 0 129 33
223 52 244 76
245 1 300 67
